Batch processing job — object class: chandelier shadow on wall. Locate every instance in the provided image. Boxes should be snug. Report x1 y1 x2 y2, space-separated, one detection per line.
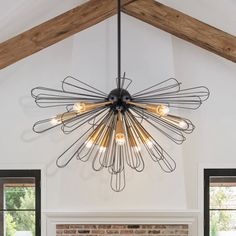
31 0 210 192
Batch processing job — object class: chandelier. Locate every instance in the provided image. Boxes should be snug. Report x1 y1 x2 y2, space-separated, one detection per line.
31 0 209 192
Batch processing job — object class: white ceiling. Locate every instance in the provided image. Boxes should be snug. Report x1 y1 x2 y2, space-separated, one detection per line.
158 0 236 35
0 0 85 42
0 0 235 43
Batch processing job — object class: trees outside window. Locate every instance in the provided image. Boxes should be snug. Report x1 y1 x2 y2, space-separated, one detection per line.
0 170 41 236
204 169 236 236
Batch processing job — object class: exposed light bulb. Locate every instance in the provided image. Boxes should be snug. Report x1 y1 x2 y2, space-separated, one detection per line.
157 105 169 116
98 128 110 153
115 111 125 145
145 138 154 148
73 102 86 113
73 101 113 114
116 133 125 145
127 125 141 152
50 117 61 125
131 118 153 149
99 146 107 153
179 120 188 129
127 102 169 116
162 115 188 130
85 124 105 149
147 104 169 116
85 140 93 148
50 112 77 125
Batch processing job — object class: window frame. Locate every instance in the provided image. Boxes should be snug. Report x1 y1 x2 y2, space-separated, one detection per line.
0 170 41 236
204 168 236 236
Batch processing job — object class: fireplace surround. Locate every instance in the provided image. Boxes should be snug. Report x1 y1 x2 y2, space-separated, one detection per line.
45 211 199 236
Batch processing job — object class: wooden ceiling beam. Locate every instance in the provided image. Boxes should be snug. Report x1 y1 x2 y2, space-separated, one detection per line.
1 0 235 69
122 0 236 63
0 0 136 69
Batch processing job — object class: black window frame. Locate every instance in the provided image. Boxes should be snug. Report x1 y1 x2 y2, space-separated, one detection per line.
204 168 236 236
0 170 41 236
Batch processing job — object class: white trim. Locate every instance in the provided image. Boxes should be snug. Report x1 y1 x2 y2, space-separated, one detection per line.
0 162 47 236
45 211 199 236
197 163 236 236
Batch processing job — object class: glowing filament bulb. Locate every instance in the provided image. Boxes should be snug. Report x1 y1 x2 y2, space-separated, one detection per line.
127 127 141 153
115 112 125 145
128 102 169 116
73 101 113 114
99 131 110 153
146 104 169 116
162 115 188 130
86 124 105 148
50 117 61 125
85 140 93 148
156 105 169 116
116 133 125 145
73 102 86 113
145 138 154 148
50 112 77 125
99 146 107 153
132 120 153 149
179 120 188 129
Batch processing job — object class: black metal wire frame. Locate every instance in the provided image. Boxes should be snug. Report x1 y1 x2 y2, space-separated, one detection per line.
132 78 210 110
31 1 210 192
31 72 209 191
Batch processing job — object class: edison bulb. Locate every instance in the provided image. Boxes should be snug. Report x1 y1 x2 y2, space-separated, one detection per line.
157 105 169 116
99 146 107 153
85 139 93 148
145 138 154 148
50 117 61 125
179 120 188 129
115 133 125 145
73 102 86 113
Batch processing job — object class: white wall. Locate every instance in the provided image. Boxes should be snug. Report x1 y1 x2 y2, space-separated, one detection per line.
158 0 236 210
172 37 236 209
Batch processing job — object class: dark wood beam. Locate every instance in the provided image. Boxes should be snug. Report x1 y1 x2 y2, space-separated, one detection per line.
122 0 236 63
0 0 136 69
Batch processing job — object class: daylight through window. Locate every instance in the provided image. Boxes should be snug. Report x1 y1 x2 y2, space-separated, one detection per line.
0 170 40 236
205 169 236 236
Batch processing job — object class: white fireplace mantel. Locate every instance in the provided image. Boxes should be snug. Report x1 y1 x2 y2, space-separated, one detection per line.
44 210 199 236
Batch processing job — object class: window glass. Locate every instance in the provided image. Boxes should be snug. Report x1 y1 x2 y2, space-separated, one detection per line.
0 171 40 236
209 175 236 236
5 185 35 210
5 211 36 236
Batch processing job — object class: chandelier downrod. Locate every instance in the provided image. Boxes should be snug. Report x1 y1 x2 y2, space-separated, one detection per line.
117 0 121 89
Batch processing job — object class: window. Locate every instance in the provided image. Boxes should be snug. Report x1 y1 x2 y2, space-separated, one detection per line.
0 170 41 236
204 169 236 236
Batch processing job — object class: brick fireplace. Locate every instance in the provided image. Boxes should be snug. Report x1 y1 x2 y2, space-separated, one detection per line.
56 224 189 236
45 211 199 236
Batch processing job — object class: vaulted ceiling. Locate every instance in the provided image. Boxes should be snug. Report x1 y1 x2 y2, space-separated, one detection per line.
0 0 235 69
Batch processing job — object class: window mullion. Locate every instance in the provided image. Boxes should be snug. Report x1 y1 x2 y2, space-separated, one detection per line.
0 181 4 236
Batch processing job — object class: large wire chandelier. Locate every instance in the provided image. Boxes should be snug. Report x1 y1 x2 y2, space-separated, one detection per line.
31 0 209 192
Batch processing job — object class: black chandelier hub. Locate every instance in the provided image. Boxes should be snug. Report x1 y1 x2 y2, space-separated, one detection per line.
108 88 132 111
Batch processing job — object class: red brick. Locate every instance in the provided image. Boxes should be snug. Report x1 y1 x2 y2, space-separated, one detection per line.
55 224 189 236
120 229 134 234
